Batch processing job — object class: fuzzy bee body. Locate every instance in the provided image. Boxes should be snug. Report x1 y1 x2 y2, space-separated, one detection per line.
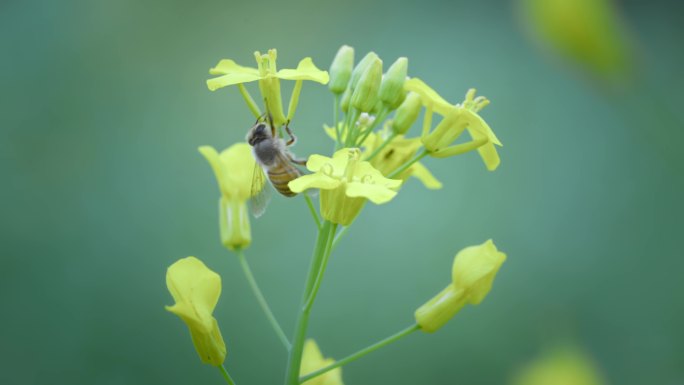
246 119 305 216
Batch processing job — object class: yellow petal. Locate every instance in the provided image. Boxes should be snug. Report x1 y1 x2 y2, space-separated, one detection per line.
404 78 453 115
219 143 260 200
345 181 398 204
451 240 506 304
199 143 259 201
166 257 221 327
410 162 443 189
306 149 352 176
301 339 344 385
207 73 261 91
277 57 330 84
199 146 226 196
289 173 342 193
209 59 260 76
462 109 502 146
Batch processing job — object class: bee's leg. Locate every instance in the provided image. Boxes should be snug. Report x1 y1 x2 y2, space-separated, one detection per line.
285 122 297 146
288 153 307 166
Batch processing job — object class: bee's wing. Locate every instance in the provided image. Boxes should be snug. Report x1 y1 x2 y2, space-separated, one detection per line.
249 162 271 218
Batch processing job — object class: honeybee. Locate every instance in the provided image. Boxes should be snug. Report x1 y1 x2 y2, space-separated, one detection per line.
247 115 306 217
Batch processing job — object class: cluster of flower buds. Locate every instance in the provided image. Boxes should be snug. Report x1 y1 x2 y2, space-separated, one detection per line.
328 47 411 148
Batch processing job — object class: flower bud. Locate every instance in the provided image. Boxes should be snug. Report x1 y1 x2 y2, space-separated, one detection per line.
349 52 379 91
219 197 251 250
414 240 506 333
391 92 422 135
379 57 408 109
328 45 354 94
351 57 382 112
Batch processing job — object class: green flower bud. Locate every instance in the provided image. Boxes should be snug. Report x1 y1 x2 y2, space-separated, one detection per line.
351 57 382 112
379 57 408 109
391 92 422 135
329 45 354 94
349 52 379 91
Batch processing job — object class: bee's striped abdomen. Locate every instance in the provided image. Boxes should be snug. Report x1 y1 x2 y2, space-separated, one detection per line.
268 163 301 197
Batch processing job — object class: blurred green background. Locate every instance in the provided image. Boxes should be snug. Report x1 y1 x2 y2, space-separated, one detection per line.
2 0 683 384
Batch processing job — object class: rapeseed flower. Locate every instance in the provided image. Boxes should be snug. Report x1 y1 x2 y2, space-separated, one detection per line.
165 257 226 366
415 240 506 332
289 148 401 226
199 143 264 250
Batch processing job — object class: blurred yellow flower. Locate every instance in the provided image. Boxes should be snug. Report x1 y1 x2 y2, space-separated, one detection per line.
289 148 401 226
207 49 329 126
521 0 632 79
405 79 502 171
364 128 442 189
415 240 506 332
165 257 226 366
199 143 263 250
512 345 606 385
300 339 344 385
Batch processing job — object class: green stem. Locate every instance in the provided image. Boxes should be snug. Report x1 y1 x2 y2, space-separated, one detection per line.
303 194 322 230
237 84 261 118
236 249 291 350
284 221 335 385
334 94 342 150
388 149 429 179
299 324 420 383
344 109 360 148
304 223 338 309
219 365 237 385
365 132 398 161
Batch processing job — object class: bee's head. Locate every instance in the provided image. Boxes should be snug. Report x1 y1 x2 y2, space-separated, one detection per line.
247 123 270 146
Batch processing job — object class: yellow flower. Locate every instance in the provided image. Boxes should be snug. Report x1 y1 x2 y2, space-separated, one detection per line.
364 128 442 189
415 240 506 332
289 148 401 226
405 78 503 171
165 256 226 366
207 49 329 126
512 345 606 385
300 339 344 385
199 143 264 250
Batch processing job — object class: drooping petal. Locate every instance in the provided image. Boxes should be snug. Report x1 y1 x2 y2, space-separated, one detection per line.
462 109 502 146
404 78 453 115
410 162 443 189
277 57 330 84
345 181 398 204
461 114 502 171
289 173 342 193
